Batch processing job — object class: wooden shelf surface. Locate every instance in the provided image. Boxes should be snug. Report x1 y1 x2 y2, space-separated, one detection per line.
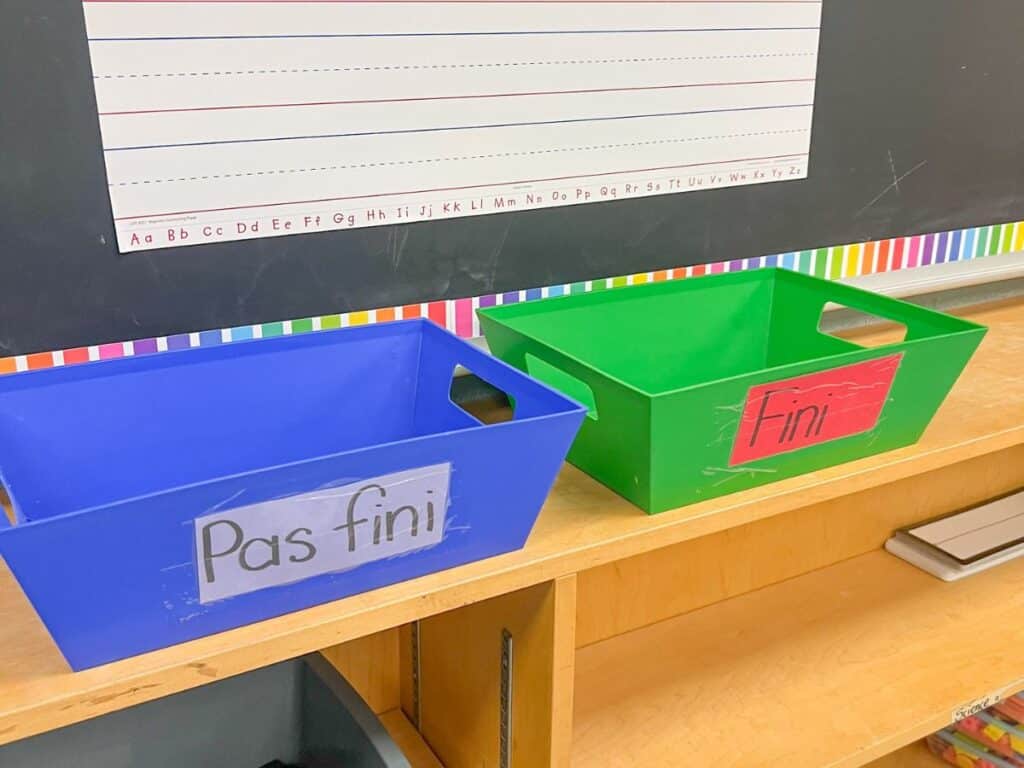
0 298 1022 745
572 550 1024 768
379 710 444 768
867 741 945 768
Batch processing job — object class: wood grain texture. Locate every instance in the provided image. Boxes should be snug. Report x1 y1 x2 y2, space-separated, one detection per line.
867 741 946 768
550 576 578 768
0 298 1020 746
379 709 445 768
418 577 576 768
320 628 400 714
577 444 1024 646
399 623 417 726
573 551 1024 768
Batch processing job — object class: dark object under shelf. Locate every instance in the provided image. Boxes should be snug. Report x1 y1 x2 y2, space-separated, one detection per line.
0 655 410 768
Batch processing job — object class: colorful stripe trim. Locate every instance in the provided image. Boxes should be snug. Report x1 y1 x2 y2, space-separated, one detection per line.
3 220 1023 374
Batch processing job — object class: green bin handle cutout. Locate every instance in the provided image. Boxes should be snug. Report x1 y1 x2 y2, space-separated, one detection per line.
524 353 598 421
818 304 908 347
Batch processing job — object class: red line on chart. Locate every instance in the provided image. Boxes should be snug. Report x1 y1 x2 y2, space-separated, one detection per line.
90 27 819 42
99 78 816 116
114 152 806 220
83 1 822 4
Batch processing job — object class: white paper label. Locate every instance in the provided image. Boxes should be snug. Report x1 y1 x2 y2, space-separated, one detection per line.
195 463 450 603
952 691 1005 723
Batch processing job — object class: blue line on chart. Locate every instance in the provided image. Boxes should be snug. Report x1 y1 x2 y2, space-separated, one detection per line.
104 103 814 152
88 26 819 41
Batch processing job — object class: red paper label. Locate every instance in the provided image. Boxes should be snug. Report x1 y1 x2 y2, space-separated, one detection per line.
729 353 903 466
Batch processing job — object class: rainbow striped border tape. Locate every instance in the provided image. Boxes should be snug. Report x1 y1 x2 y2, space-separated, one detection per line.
2 218 1023 375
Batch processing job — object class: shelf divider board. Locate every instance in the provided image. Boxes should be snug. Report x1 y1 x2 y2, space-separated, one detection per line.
320 629 401 714
418 576 577 768
379 709 446 768
572 551 1024 768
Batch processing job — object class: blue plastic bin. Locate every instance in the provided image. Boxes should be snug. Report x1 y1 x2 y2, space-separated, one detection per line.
0 320 584 669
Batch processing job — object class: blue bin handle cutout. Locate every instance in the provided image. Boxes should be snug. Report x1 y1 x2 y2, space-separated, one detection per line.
0 477 12 529
422 320 582 422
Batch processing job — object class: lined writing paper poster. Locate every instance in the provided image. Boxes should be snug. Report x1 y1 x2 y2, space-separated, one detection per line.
82 0 822 253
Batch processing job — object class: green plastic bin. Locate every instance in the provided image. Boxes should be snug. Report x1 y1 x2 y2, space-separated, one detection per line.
478 268 986 514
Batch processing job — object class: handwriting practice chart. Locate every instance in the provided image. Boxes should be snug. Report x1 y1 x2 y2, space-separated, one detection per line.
83 1 822 252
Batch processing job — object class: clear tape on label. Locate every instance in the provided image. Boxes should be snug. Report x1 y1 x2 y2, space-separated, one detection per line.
194 463 451 603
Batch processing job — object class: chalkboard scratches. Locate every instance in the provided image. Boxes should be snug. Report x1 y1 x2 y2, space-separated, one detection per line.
887 150 901 193
855 155 929 219
388 227 410 271
487 221 514 292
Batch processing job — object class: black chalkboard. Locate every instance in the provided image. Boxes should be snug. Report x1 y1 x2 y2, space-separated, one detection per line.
1 1 1023 355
